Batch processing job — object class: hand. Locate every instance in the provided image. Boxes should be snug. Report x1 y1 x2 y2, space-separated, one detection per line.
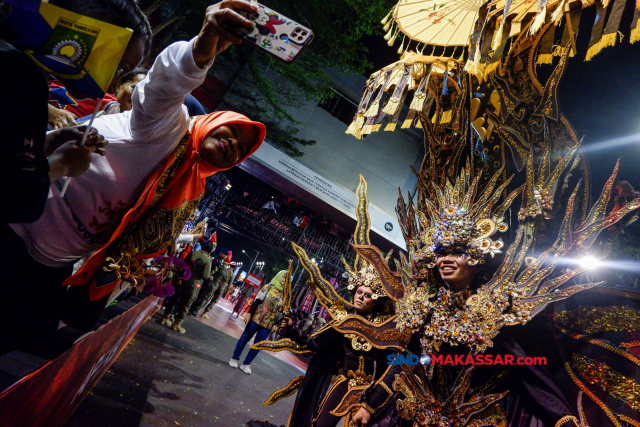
192 0 257 68
48 104 78 129
48 140 101 181
279 316 293 328
352 407 371 427
45 126 107 157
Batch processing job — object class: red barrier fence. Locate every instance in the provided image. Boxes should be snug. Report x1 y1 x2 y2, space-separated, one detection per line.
0 296 162 427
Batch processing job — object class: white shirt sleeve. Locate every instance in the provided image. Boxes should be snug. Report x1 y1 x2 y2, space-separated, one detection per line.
176 234 194 244
129 37 214 144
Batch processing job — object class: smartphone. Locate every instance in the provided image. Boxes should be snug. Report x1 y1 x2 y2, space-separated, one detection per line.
236 3 313 63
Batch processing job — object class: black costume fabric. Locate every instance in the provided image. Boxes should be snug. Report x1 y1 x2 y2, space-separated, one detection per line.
0 46 50 225
277 322 414 427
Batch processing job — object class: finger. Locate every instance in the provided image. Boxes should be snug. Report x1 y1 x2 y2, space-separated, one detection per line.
96 148 107 156
221 0 258 12
68 116 78 126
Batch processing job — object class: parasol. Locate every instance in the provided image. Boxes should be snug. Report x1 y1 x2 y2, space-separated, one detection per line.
392 0 486 47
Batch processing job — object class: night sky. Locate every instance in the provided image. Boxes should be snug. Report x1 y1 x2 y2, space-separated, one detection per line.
361 5 640 191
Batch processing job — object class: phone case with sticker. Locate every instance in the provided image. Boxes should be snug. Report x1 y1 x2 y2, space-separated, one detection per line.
237 3 313 63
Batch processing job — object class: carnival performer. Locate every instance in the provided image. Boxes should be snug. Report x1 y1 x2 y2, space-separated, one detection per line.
250 177 415 427
1 0 266 353
229 270 286 374
383 158 640 426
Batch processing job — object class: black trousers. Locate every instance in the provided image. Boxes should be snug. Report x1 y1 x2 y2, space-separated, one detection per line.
0 227 73 355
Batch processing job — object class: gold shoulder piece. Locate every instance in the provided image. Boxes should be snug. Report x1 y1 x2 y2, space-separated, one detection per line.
292 242 353 318
250 338 312 355
281 259 294 315
354 175 372 271
264 375 304 405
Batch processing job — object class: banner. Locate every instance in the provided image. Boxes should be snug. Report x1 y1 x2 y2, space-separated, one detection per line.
244 273 263 288
0 296 162 427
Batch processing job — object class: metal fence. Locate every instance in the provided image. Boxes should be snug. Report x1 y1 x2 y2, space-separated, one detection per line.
198 169 357 283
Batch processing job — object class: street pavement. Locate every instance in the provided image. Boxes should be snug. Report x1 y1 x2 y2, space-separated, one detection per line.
64 299 307 427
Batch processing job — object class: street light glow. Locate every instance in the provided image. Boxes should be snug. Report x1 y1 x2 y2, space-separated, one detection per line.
579 256 602 270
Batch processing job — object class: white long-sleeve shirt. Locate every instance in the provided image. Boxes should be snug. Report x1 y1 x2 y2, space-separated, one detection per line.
12 39 211 267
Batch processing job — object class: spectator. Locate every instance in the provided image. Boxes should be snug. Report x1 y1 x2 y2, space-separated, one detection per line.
229 270 285 374
0 0 265 352
48 80 117 129
161 240 214 333
191 253 234 318
231 283 254 317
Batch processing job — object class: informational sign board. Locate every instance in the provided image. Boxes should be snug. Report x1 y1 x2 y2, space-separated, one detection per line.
251 143 405 249
244 273 262 288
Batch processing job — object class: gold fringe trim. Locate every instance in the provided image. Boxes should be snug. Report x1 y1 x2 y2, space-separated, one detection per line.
581 0 595 6
362 124 372 135
585 40 602 61
585 32 617 61
383 19 391 32
384 122 397 131
600 32 618 49
464 43 481 75
397 35 405 54
381 9 391 25
553 45 575 57
551 0 566 25
529 4 547 36
354 114 365 130
382 99 401 116
632 19 640 44
415 119 422 128
364 101 380 118
537 53 554 64
371 123 382 133
387 29 399 46
400 119 413 129
345 120 357 136
409 92 426 111
602 0 612 7
384 27 394 41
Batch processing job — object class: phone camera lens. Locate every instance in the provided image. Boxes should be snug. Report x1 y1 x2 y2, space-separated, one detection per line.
301 31 307 36
280 34 289 41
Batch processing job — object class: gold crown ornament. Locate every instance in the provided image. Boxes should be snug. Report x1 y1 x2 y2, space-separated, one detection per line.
346 265 387 300
414 165 521 269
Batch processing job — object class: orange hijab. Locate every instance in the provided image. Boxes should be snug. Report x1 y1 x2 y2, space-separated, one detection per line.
64 111 266 301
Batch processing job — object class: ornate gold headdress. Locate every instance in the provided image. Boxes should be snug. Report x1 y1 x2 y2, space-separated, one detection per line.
414 164 521 268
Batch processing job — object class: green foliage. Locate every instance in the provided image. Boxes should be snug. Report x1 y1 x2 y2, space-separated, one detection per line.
153 0 393 156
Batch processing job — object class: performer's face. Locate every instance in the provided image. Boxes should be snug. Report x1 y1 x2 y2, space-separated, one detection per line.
435 246 476 292
353 286 375 313
201 124 258 169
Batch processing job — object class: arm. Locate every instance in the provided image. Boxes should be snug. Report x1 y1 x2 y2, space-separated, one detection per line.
175 234 194 244
279 323 322 353
129 0 255 143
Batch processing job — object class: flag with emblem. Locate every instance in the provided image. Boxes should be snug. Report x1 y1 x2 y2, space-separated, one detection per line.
2 0 132 98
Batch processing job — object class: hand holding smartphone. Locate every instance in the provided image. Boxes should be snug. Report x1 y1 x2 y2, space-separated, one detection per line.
234 2 313 63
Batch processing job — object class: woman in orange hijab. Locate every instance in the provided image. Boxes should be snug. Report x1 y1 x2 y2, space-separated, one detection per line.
0 1 266 352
